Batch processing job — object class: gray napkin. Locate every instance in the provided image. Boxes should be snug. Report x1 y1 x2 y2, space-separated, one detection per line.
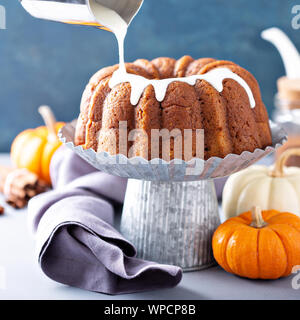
28 147 182 295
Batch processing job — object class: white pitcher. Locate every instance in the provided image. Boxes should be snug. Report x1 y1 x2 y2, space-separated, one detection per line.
20 0 143 31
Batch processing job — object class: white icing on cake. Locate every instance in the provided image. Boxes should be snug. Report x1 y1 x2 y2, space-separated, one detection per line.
110 67 256 108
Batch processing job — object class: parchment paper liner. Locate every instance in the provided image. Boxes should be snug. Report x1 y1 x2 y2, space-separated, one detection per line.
59 120 287 181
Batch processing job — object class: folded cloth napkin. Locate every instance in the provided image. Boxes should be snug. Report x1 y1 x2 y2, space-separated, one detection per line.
28 147 182 295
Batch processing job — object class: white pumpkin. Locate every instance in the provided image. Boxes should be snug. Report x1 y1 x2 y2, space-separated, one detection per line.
222 148 300 220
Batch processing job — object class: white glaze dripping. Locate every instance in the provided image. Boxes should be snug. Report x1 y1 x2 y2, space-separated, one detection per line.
89 0 256 108
110 67 256 108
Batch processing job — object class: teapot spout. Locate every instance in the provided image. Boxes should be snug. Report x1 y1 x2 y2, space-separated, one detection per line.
261 27 300 79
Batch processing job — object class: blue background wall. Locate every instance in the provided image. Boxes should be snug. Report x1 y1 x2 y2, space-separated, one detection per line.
0 0 299 151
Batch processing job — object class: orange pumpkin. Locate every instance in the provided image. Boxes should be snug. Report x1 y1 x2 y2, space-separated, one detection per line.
11 106 64 184
213 206 300 279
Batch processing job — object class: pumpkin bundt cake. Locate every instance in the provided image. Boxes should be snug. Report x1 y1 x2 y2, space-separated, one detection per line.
75 56 272 160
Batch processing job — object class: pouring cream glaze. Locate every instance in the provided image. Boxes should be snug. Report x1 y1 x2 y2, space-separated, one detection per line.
88 0 128 72
89 0 256 108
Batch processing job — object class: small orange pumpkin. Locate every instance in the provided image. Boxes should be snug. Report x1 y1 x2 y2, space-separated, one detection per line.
213 206 300 279
11 106 64 184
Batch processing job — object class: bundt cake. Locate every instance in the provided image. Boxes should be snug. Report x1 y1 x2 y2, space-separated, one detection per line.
75 56 272 160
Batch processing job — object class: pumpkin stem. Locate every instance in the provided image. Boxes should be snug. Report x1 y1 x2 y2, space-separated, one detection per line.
38 106 57 138
270 148 300 177
250 206 267 228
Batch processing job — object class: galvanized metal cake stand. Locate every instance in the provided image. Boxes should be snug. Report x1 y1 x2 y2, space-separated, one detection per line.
60 121 286 271
121 178 219 270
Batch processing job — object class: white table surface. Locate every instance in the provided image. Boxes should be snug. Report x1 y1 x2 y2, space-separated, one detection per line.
0 153 299 300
